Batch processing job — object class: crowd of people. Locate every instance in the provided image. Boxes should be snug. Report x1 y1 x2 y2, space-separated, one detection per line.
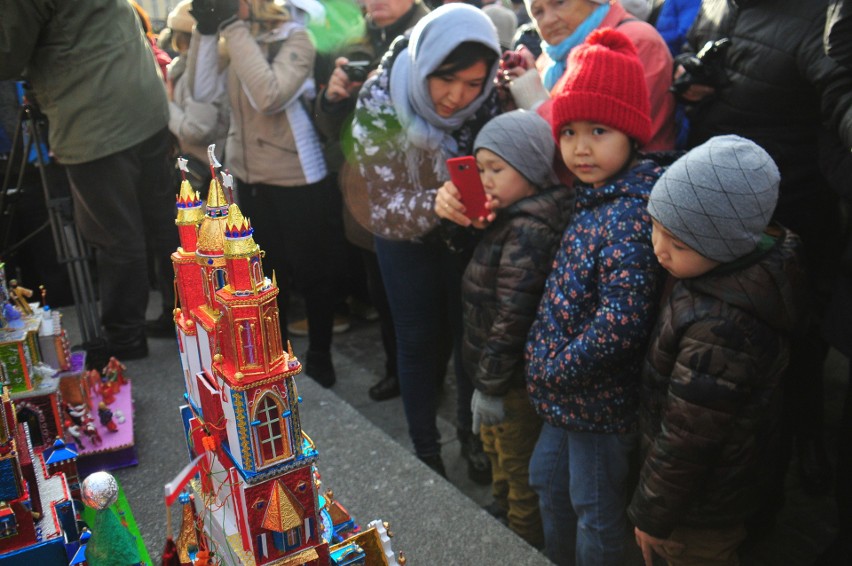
2 0 851 564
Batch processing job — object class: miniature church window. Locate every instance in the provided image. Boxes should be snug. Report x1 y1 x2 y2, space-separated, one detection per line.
239 321 258 367
251 257 263 289
201 267 210 301
213 268 227 291
263 307 283 360
253 394 291 464
271 528 301 551
0 508 17 538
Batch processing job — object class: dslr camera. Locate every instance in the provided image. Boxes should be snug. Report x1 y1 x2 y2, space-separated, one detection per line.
342 61 370 83
671 38 731 95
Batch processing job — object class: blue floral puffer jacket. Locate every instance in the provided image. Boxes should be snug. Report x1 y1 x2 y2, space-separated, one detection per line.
525 160 665 434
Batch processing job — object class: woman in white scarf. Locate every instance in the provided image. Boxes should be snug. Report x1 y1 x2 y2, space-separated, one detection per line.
351 3 501 480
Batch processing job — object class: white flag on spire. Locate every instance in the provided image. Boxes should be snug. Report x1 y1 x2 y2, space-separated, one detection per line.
208 144 221 169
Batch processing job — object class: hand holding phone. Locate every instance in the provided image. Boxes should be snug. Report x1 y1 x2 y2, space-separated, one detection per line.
446 156 488 220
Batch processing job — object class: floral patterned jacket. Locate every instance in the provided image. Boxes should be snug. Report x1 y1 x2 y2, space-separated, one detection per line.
525 160 665 433
351 40 501 241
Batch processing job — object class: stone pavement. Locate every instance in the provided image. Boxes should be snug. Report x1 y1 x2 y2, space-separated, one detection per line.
61 292 846 564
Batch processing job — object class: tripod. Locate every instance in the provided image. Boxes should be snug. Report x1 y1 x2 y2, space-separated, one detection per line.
0 89 102 345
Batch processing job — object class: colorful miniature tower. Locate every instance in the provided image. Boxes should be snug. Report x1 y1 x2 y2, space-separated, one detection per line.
172 152 327 564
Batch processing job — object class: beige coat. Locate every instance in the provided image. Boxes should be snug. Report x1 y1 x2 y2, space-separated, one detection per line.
218 21 327 187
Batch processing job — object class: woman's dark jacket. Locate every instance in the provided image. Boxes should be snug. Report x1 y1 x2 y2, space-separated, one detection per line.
627 226 806 538
462 186 575 396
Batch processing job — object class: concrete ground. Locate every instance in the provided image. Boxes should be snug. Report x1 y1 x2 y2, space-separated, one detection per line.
61 292 847 565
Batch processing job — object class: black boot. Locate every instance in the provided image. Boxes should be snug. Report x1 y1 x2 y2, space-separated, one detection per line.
417 453 447 478
458 428 492 485
304 350 336 388
368 374 400 401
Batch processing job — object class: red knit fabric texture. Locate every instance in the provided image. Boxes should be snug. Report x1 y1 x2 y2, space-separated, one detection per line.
551 28 652 146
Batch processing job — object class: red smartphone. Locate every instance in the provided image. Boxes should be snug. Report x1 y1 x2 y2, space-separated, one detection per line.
446 156 488 220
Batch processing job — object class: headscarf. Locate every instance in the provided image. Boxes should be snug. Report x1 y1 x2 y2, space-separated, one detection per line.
389 3 501 180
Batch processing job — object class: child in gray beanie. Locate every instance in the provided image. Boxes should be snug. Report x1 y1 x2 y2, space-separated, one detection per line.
435 109 574 547
628 135 807 564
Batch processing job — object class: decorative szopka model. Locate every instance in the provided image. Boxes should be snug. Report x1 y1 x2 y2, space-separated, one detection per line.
167 149 400 565
0 387 81 564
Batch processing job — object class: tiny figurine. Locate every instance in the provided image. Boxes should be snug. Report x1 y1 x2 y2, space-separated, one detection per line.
84 418 102 446
99 374 117 405
98 401 118 432
102 356 127 388
65 417 86 448
8 278 34 314
67 402 90 426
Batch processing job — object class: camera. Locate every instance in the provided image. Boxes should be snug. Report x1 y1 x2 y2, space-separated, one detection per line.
342 61 371 83
671 38 731 95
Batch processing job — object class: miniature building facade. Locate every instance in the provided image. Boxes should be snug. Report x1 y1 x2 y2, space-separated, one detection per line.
172 173 329 565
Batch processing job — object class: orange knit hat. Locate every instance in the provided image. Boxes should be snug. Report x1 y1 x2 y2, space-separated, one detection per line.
551 28 652 146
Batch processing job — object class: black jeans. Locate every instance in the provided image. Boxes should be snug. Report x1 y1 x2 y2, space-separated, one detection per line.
237 177 345 354
64 127 177 347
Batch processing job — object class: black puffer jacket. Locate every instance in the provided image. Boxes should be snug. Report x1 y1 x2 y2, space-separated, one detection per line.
462 185 574 396
685 0 852 218
627 226 806 538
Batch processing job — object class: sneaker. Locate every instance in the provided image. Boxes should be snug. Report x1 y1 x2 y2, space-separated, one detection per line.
417 453 447 478
458 428 492 485
287 315 351 337
304 350 336 388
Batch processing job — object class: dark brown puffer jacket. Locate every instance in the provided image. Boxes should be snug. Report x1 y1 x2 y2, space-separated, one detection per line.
627 225 806 538
462 185 574 396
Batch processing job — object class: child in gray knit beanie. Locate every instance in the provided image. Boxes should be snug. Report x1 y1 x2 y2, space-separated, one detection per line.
628 134 804 563
435 109 573 548
647 134 780 278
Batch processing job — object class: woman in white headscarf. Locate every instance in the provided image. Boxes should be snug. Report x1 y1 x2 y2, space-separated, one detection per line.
351 3 501 480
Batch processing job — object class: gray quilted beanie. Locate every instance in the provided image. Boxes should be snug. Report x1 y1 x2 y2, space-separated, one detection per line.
474 110 557 188
648 135 780 262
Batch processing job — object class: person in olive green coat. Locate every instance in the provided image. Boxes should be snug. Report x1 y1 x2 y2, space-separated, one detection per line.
1 0 177 361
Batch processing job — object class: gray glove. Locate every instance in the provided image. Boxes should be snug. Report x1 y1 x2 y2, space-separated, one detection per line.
471 390 505 433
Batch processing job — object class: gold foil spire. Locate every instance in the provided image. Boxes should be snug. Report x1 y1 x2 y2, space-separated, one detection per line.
224 203 259 258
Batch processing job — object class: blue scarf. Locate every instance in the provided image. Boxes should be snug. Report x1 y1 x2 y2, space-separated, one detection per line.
542 3 610 91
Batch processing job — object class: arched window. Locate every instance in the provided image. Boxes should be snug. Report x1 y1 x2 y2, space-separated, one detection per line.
264 307 283 360
251 257 263 289
253 394 291 464
239 321 257 367
213 268 227 290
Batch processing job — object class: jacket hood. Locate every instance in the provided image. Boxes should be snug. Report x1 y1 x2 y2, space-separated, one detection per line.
505 184 576 234
686 225 805 333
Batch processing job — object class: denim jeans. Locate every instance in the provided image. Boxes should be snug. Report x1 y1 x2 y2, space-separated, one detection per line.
374 236 473 458
529 422 637 566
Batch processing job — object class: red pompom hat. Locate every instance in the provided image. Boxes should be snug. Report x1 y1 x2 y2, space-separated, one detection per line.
551 28 652 146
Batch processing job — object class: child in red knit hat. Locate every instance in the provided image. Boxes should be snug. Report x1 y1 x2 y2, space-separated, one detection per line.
525 27 667 565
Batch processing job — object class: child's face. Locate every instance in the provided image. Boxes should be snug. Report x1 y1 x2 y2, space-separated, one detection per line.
476 149 537 210
558 121 635 187
651 219 720 278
